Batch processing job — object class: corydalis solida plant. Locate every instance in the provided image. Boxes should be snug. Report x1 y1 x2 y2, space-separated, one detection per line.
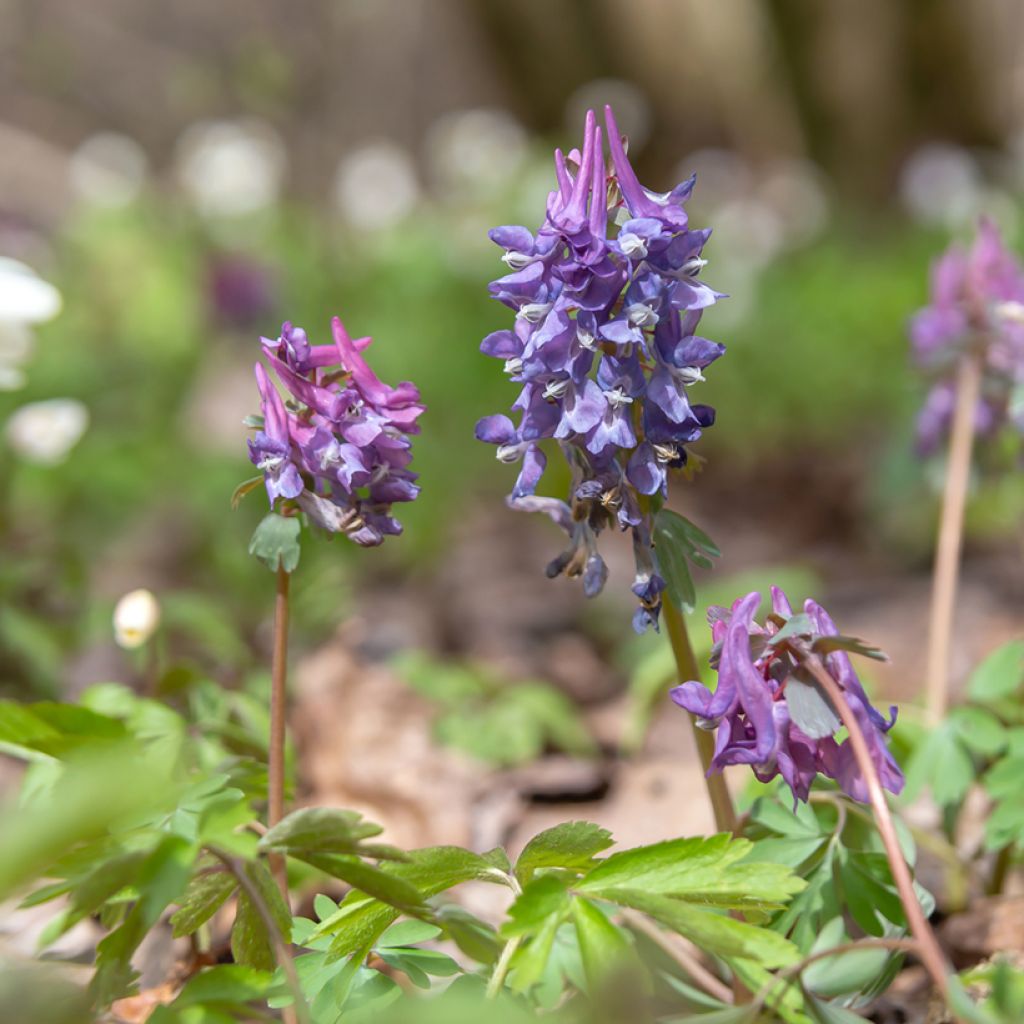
671 588 904 805
476 106 724 632
249 317 424 545
911 217 1024 455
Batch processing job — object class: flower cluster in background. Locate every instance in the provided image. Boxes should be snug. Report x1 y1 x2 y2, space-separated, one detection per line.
910 217 1024 455
671 588 904 804
248 318 424 546
476 106 724 632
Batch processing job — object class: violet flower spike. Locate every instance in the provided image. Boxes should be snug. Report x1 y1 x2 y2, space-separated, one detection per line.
910 217 1024 455
476 104 725 632
670 588 904 805
246 317 424 547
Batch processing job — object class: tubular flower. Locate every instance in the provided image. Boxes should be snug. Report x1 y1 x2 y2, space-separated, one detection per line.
910 217 1024 454
247 318 424 546
670 588 904 805
476 106 724 632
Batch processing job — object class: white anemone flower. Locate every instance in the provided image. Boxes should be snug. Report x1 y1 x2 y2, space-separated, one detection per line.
113 589 161 649
5 398 88 464
332 140 420 231
176 119 286 218
0 258 62 324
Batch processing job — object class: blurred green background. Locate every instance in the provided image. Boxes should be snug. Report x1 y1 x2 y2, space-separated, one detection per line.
2 0 1023 698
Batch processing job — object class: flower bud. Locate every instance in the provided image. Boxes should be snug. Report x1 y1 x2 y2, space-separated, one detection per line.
113 589 161 649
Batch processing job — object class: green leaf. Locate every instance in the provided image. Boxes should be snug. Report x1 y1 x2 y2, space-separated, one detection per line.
802 919 893 998
248 513 301 573
258 807 398 858
502 875 573 938
767 613 815 645
785 676 840 740
653 511 698 612
230 860 292 972
433 905 502 965
515 821 614 885
968 639 1024 702
509 913 562 994
170 870 237 938
377 920 441 947
167 964 274 1008
317 846 507 959
578 835 806 909
903 723 973 808
811 634 888 662
90 835 196 1006
571 898 631 990
951 706 1007 757
231 476 265 510
595 888 797 967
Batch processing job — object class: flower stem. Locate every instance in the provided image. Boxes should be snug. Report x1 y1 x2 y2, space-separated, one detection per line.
925 353 981 725
211 849 308 1024
485 935 522 999
663 597 737 835
800 653 951 998
268 564 291 897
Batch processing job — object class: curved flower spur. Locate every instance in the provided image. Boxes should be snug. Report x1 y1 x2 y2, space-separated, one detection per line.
245 317 425 547
476 105 725 632
670 587 904 805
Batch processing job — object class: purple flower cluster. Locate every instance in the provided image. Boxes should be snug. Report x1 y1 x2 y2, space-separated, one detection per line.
671 589 904 805
248 317 424 546
476 106 724 632
911 217 1024 454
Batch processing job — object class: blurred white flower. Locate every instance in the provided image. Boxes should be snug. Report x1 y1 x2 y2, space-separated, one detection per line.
69 132 148 208
176 119 286 218
676 149 754 214
332 140 420 231
900 143 981 228
756 158 831 249
710 198 785 272
566 80 652 151
113 589 161 649
0 321 33 391
426 108 527 198
5 398 88 464
0 257 62 324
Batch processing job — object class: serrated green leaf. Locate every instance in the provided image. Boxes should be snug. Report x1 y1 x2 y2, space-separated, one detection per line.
571 897 631 990
317 846 506 959
515 821 614 884
248 513 301 573
968 639 1024 702
502 875 573 938
578 835 805 909
258 807 390 856
170 870 237 938
596 888 798 967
